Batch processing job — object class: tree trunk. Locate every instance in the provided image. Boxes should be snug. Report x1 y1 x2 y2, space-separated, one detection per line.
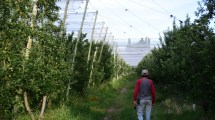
25 0 38 59
38 96 47 120
24 92 35 120
24 0 38 119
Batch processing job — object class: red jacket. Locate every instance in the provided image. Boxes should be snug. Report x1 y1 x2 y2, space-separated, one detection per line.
133 77 155 104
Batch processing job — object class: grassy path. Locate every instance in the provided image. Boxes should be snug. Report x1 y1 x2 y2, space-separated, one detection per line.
100 73 165 120
17 73 213 120
101 73 137 120
103 87 132 120
99 73 208 120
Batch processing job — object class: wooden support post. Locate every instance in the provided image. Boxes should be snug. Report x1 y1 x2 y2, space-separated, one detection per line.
66 0 89 100
97 22 105 42
87 10 98 64
88 47 98 86
61 0 70 37
98 27 108 63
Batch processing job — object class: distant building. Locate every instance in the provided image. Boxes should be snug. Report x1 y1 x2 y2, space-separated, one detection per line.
117 38 152 67
128 37 150 48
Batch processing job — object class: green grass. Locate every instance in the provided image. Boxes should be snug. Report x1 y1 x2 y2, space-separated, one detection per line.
17 105 85 120
17 73 214 120
17 73 134 120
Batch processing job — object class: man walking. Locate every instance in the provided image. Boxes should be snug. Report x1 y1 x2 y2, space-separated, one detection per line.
133 69 156 120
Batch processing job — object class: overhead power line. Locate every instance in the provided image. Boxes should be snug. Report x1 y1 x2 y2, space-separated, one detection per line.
113 0 160 32
66 11 96 14
128 0 183 23
128 0 169 15
89 0 147 37
151 0 171 15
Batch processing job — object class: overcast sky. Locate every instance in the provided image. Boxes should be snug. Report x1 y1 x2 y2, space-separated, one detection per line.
57 0 200 66
87 0 199 39
58 0 199 40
